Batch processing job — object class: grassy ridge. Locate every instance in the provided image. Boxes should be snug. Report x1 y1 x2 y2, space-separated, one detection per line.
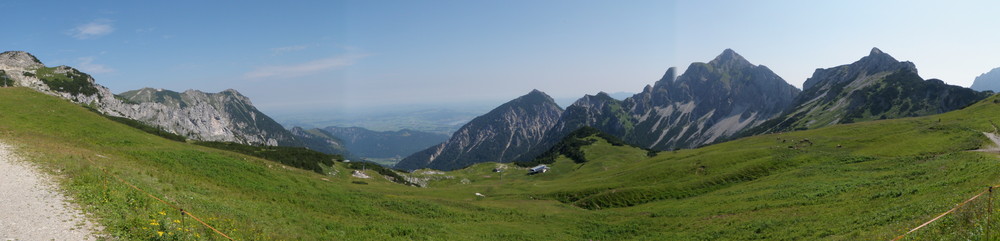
4 86 1000 240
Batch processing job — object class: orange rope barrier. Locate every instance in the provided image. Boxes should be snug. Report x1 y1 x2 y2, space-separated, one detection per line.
892 186 998 241
87 158 235 240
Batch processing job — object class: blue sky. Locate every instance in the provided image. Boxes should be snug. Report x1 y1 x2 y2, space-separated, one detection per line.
3 0 1000 113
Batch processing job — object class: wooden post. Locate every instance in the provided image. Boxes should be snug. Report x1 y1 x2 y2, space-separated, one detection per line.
181 208 185 230
986 186 993 240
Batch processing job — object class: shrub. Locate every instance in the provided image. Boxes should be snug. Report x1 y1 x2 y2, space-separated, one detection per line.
194 141 341 174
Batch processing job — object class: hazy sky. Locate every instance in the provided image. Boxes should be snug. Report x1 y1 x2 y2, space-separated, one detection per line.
3 0 999 113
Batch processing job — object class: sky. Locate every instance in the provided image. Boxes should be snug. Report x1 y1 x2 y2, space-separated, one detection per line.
3 0 1000 114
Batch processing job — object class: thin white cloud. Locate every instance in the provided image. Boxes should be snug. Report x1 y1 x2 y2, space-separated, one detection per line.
244 54 367 79
69 20 115 39
271 45 308 55
77 57 115 74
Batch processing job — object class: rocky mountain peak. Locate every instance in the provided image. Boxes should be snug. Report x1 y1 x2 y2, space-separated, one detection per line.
514 89 559 107
862 47 898 63
571 92 617 108
803 48 914 90
0 51 44 69
708 48 752 69
748 47 986 135
525 89 547 98
660 67 677 83
971 67 1000 92
859 47 914 71
221 88 244 96
649 67 678 92
869 47 885 56
398 89 565 171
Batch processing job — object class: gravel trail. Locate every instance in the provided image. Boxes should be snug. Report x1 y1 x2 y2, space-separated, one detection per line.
979 132 1000 153
0 141 102 240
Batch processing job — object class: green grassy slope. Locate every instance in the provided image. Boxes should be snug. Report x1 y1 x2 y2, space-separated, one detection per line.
417 94 1000 240
0 87 596 240
5 86 1000 240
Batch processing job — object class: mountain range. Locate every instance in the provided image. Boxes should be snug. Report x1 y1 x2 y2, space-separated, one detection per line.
0 51 297 146
3 48 990 173
399 48 989 171
745 48 988 134
560 49 801 151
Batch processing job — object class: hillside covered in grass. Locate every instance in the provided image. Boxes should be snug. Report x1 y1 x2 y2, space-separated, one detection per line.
415 93 1000 240
0 87 607 240
3 86 1000 240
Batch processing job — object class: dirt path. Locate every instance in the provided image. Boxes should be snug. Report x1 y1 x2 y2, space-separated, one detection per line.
978 132 1000 153
0 141 102 240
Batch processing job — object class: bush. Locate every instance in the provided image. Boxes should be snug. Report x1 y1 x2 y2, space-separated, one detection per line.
34 67 98 96
194 141 341 174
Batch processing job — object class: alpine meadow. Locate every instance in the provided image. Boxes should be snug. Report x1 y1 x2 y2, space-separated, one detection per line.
4 1 1000 240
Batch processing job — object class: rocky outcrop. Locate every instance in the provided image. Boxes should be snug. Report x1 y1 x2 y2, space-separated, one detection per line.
746 48 989 134
971 67 1000 92
0 51 298 146
116 88 299 146
397 90 563 171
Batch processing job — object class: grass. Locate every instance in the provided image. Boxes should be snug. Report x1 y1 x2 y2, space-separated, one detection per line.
4 86 1000 240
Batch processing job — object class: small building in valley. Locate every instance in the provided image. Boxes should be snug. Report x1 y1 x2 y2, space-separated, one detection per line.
529 165 549 174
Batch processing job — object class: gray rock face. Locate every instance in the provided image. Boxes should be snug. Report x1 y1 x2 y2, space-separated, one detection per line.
397 90 563 171
971 67 1000 92
116 88 299 146
0 51 44 69
548 49 801 151
0 51 297 146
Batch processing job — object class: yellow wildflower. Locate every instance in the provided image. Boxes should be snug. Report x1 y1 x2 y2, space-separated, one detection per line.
157 231 164 237
159 211 167 215
150 222 159 226
177 227 183 231
173 219 181 224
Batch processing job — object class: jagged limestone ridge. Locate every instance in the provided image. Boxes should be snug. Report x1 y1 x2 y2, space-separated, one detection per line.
0 51 297 146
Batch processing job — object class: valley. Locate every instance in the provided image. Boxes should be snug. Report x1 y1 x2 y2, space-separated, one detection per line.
6 2 1000 239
